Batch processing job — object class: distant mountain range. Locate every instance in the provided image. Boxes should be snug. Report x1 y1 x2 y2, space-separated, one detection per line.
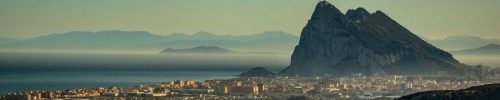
451 44 500 55
0 30 299 52
0 37 16 44
427 36 500 51
138 31 299 51
8 30 164 49
0 30 498 53
160 46 232 54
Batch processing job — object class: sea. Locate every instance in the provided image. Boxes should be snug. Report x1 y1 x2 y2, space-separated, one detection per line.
0 70 239 94
2 51 498 95
0 51 289 94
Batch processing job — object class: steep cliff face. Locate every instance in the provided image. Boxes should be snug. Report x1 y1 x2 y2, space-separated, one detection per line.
280 1 467 76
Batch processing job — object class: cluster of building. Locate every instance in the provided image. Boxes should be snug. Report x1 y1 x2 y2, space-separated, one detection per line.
264 74 489 99
1 74 498 100
1 88 100 100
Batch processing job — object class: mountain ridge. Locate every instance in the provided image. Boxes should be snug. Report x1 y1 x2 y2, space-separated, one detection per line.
452 44 500 55
160 46 232 54
1 29 497 53
0 30 299 51
280 1 468 76
428 36 500 51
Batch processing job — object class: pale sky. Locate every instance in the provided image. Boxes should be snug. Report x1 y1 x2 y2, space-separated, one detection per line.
0 0 499 39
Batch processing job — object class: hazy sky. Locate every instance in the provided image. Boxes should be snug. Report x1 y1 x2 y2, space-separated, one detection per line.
0 0 499 39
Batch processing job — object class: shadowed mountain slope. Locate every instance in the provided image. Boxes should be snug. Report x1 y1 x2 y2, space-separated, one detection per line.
280 1 468 76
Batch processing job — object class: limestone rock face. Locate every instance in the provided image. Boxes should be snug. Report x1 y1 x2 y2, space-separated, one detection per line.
280 1 467 76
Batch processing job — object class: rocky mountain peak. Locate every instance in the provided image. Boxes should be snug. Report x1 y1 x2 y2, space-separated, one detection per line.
346 7 370 21
280 1 468 76
315 1 342 14
310 1 345 24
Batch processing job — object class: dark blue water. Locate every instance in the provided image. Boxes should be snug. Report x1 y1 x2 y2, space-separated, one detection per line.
0 70 239 94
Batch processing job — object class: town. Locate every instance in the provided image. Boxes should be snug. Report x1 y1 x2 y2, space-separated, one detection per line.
1 74 496 100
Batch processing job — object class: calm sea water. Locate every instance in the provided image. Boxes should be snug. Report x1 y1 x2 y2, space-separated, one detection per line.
3 52 497 95
0 70 239 94
0 52 287 94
